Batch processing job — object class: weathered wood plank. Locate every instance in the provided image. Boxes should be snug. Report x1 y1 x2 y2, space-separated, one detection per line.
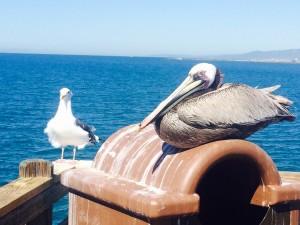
0 177 52 217
279 171 300 182
0 180 68 225
53 159 93 171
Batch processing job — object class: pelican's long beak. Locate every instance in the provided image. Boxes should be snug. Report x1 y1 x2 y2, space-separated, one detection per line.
139 75 207 130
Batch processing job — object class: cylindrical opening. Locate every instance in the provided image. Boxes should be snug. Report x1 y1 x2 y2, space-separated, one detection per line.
196 156 268 225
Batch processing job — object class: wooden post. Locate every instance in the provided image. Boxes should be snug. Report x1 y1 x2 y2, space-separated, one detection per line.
19 159 53 178
19 159 53 225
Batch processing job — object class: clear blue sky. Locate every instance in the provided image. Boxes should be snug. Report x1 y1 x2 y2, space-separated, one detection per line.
0 0 299 56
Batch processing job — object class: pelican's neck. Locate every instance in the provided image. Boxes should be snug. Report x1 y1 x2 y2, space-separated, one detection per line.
55 98 74 119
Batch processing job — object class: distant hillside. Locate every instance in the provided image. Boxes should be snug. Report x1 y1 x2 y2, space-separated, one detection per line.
204 49 300 62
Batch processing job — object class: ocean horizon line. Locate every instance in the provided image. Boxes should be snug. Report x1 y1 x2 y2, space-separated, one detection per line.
1 52 300 65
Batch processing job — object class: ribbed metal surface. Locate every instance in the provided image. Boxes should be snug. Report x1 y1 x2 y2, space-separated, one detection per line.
92 124 280 194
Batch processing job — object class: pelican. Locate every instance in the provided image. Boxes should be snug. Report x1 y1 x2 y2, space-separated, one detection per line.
139 63 295 149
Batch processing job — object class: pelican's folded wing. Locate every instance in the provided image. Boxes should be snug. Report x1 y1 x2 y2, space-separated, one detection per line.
177 83 294 128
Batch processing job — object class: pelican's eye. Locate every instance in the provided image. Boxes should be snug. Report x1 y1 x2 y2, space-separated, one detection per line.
193 70 206 81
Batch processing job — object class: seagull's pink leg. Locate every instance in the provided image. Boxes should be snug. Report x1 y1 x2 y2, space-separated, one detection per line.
61 147 65 160
72 147 77 160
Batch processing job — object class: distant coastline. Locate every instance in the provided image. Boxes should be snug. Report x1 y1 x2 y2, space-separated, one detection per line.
231 59 300 64
207 58 299 64
171 49 300 64
171 57 300 64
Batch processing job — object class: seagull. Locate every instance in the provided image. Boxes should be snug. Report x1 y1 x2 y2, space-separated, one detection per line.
139 63 295 149
44 88 100 160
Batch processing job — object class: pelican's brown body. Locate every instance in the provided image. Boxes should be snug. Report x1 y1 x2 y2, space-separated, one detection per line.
140 63 295 149
154 83 295 148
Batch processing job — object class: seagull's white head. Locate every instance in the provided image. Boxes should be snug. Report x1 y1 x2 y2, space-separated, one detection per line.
60 88 73 101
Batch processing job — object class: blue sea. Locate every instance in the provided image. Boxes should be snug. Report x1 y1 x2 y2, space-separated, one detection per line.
0 53 299 224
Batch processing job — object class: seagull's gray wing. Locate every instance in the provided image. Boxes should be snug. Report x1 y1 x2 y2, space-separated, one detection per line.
75 118 99 143
177 83 294 128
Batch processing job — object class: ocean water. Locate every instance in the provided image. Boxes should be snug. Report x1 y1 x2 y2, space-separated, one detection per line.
0 54 299 224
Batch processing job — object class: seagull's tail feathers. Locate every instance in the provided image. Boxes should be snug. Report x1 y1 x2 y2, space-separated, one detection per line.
88 133 105 144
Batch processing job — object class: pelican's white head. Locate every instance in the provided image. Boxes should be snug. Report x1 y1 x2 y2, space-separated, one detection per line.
60 88 73 101
188 63 217 88
139 63 220 130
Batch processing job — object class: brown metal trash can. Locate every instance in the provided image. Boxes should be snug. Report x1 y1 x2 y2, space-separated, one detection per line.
61 124 300 225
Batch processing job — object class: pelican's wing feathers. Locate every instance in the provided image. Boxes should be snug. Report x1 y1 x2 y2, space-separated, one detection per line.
178 83 294 128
